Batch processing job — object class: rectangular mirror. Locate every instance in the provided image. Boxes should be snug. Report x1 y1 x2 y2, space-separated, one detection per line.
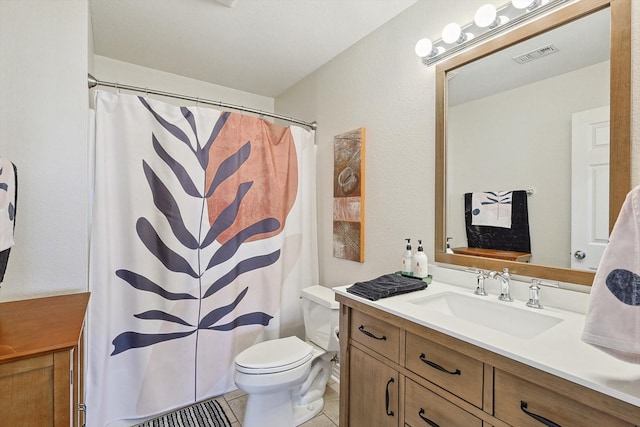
435 0 631 286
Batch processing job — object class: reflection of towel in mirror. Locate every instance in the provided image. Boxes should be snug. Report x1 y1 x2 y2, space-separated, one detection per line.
582 185 640 364
471 191 512 228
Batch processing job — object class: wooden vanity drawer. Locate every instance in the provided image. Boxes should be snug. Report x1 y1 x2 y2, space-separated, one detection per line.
494 369 634 427
350 309 400 363
405 332 483 408
405 378 483 427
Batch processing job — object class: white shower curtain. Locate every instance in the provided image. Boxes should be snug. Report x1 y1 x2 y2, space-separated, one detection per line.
87 91 318 426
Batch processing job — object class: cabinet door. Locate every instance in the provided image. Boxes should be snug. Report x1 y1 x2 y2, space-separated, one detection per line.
0 354 56 426
349 346 399 427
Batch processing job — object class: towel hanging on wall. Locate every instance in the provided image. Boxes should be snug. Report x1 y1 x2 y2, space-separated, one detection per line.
0 158 17 283
582 185 640 363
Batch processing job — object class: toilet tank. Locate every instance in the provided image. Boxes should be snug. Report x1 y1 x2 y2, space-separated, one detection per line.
300 285 340 352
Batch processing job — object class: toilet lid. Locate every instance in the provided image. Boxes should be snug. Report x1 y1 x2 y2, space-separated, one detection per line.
235 336 313 374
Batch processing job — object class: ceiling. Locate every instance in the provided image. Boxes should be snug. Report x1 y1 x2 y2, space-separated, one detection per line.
90 0 418 98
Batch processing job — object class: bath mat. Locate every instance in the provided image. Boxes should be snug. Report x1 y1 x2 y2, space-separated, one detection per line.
134 398 232 427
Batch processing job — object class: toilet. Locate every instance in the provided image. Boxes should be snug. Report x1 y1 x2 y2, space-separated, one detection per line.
234 285 340 427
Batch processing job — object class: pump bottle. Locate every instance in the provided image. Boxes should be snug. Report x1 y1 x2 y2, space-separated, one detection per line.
413 239 429 278
401 238 413 275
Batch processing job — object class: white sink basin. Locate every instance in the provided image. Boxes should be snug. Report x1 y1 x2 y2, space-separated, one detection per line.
408 291 563 339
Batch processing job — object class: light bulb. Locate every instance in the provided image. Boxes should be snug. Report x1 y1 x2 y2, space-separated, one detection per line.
512 0 541 9
474 4 497 28
414 38 434 57
512 0 532 8
475 4 509 28
442 23 462 44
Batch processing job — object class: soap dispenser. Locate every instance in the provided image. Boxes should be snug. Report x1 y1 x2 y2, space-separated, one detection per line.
446 237 454 254
401 238 413 275
413 239 429 278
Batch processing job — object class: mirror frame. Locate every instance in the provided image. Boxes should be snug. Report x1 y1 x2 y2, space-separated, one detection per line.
435 0 631 286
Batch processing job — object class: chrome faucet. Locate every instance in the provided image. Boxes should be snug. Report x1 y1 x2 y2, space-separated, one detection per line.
526 279 543 309
474 270 488 296
465 268 488 296
488 268 512 302
526 278 559 309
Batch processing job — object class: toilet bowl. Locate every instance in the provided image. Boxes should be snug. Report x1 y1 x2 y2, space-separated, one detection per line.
233 285 339 427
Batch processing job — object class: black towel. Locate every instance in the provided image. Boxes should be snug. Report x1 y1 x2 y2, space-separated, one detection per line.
346 273 428 301
464 190 531 253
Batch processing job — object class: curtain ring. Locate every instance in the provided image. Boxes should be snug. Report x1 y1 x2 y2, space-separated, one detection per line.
115 82 120 94
196 97 200 108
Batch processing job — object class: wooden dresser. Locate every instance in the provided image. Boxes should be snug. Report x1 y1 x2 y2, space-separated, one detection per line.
0 292 89 427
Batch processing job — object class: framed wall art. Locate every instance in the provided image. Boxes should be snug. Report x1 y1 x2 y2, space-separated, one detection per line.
332 128 365 262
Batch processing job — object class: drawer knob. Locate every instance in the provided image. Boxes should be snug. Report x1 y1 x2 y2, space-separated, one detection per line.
419 353 461 375
358 325 387 341
418 408 440 427
520 401 562 427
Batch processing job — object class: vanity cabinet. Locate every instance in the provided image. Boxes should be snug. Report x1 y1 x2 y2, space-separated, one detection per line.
337 294 640 427
0 293 89 427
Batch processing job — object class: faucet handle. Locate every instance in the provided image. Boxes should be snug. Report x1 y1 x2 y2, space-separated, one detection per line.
526 279 543 309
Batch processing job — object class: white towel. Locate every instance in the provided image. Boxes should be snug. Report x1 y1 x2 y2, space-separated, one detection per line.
471 191 512 228
582 185 640 363
0 158 16 251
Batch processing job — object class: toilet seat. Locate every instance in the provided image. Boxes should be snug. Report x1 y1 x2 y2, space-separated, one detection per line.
235 336 313 374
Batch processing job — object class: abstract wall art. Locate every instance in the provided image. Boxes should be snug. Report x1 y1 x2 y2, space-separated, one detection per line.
333 128 365 262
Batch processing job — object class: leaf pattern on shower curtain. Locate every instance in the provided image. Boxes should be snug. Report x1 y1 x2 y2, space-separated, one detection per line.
111 97 297 356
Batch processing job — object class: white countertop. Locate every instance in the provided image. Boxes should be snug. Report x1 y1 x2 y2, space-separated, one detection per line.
333 278 640 408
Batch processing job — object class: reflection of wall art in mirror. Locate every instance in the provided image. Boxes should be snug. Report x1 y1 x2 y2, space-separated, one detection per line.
333 128 365 262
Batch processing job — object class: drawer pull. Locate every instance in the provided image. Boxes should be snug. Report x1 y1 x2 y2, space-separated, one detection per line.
520 401 562 427
419 353 461 375
385 378 395 416
418 408 440 427
359 325 387 341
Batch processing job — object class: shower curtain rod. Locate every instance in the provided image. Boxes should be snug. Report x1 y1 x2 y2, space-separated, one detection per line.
87 74 318 130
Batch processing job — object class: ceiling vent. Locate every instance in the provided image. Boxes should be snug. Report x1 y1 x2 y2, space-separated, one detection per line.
512 44 559 64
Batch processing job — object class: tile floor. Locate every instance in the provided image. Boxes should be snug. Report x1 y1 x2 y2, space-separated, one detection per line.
216 379 340 427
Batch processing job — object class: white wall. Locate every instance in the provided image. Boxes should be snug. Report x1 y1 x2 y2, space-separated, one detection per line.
276 0 640 289
94 56 274 111
0 0 89 301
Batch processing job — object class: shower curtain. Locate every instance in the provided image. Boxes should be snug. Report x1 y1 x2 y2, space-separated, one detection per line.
87 91 318 426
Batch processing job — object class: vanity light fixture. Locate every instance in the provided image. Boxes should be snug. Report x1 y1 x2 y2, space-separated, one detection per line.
415 0 571 66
